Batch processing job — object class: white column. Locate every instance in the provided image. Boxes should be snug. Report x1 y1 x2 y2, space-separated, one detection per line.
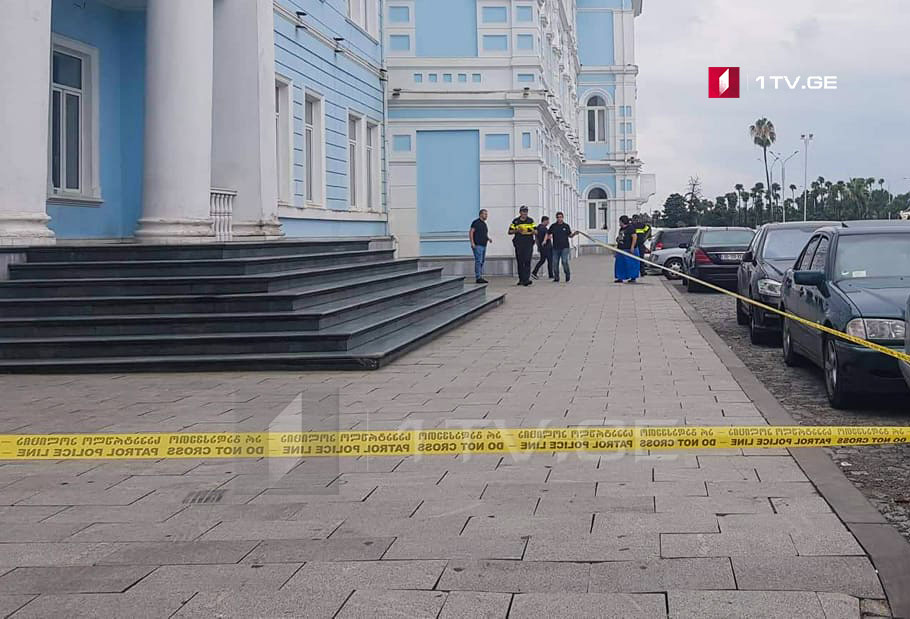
211 0 284 240
136 0 215 242
0 0 55 246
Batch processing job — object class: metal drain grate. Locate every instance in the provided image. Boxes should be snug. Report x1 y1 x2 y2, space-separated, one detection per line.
182 489 226 504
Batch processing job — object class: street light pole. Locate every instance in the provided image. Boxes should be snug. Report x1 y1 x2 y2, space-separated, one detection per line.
773 150 800 223
800 133 814 221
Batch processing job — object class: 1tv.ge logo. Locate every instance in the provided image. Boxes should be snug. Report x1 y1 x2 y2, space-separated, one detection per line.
709 67 838 98
709 67 740 98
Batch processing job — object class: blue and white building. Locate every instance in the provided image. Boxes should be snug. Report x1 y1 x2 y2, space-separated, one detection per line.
0 0 652 254
0 0 388 246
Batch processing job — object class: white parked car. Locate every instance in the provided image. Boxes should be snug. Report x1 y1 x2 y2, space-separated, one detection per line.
645 227 698 278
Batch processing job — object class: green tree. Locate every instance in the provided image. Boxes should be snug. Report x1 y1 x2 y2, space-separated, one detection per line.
749 118 776 216
661 193 689 227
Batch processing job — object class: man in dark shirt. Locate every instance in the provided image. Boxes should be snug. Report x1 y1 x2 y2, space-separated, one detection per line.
469 209 491 284
531 216 552 280
547 211 577 283
508 206 536 286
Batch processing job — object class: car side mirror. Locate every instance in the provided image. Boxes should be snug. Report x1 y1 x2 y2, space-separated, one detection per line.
742 250 755 263
679 243 690 249
793 270 825 287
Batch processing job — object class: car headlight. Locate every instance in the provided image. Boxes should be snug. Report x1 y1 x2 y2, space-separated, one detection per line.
845 318 906 341
756 278 782 298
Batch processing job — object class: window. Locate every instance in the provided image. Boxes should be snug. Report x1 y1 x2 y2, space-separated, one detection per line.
366 122 379 210
586 95 607 143
522 132 532 149
348 115 360 207
517 73 535 83
587 188 608 229
797 237 821 270
413 73 423 83
349 0 377 35
304 94 324 205
809 237 830 271
443 74 453 83
393 135 412 152
516 34 534 51
458 73 467 83
49 38 99 200
388 5 410 22
472 73 482 83
482 35 509 51
428 74 438 83
482 6 508 23
275 78 293 204
485 134 510 150
389 35 410 51
516 5 533 22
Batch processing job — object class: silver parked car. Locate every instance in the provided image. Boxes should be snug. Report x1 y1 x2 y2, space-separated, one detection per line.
646 227 698 279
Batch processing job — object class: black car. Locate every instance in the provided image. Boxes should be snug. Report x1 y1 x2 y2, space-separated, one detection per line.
736 221 837 344
681 227 756 292
780 223 910 408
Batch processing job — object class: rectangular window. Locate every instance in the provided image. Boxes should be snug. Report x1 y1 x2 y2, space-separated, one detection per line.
589 203 597 229
626 122 633 133
619 106 626 117
304 94 324 205
517 73 534 83
389 5 410 22
522 132 532 149
587 108 606 143
393 135 412 152
389 34 410 51
472 73 482 83
516 5 533 22
413 73 423 83
428 73 438 83
348 116 360 207
516 34 534 50
349 0 377 34
482 6 508 22
366 122 378 209
50 50 86 194
482 35 509 51
458 73 467 83
485 134 510 150
625 106 633 116
443 73 453 83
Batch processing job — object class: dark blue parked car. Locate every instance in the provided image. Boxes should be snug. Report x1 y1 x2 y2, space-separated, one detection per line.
780 223 910 408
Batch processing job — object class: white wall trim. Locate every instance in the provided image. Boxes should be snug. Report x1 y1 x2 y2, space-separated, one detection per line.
278 204 388 221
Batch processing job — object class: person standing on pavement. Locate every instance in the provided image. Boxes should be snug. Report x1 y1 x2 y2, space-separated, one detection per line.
509 206 536 286
470 209 491 284
547 211 577 283
531 216 552 280
633 214 652 278
614 215 639 283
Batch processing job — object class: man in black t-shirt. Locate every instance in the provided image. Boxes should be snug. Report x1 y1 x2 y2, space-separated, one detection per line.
508 206 536 286
469 209 491 284
531 216 553 280
547 211 577 283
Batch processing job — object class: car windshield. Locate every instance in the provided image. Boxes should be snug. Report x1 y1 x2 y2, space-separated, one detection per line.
701 230 755 246
660 229 695 247
762 228 816 260
834 234 910 280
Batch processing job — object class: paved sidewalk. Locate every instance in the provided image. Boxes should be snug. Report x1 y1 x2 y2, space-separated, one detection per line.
0 257 891 618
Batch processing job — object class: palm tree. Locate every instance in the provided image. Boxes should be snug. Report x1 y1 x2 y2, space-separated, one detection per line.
835 180 846 220
751 182 765 226
734 183 745 226
749 118 776 211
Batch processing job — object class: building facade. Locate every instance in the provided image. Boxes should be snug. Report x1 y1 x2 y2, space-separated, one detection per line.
385 0 655 268
0 0 652 252
0 0 388 246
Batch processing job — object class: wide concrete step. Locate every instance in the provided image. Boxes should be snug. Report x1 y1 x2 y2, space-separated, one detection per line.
0 268 445 318
23 239 376 262
0 276 467 337
0 291 504 373
0 259 418 299
0 286 501 365
8 249 393 280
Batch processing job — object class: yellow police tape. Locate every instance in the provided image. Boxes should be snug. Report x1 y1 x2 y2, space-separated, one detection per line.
576 232 910 365
2 426 910 460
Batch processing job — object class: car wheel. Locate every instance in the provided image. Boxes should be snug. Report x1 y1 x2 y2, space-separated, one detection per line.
782 316 803 367
736 299 749 326
664 258 684 280
824 338 853 409
749 307 770 345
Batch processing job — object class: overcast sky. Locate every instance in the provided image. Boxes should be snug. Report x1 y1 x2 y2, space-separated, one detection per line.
635 0 910 207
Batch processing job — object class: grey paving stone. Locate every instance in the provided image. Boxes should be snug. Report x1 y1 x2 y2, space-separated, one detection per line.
438 591 511 619
331 515 469 538
509 593 667 618
535 495 655 516
0 506 64 524
593 513 719 535
0 524 88 543
98 541 258 565
16 487 153 506
654 496 773 515
661 530 797 558
437 559 589 593
383 535 527 560
595 481 708 498
816 593 861 619
769 496 834 514
0 543 119 568
667 590 827 619
67 522 216 543
0 566 154 594
199 519 341 541
706 481 819 499
284 560 446 591
11 592 190 619
0 595 33 618
130 563 300 593
412 498 537 518
41 504 185 524
588 558 735 592
243 538 394 563
481 482 595 500
336 589 448 619
173 589 351 618
732 556 885 598
523 532 659 562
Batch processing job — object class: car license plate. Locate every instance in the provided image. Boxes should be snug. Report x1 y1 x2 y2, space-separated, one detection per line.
720 253 743 262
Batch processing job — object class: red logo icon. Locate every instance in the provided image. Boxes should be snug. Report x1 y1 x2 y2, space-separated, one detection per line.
709 67 740 98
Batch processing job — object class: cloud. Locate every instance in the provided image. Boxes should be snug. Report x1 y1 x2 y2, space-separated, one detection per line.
635 0 910 205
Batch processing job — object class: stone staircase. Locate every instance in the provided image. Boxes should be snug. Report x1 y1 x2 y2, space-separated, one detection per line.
0 239 504 373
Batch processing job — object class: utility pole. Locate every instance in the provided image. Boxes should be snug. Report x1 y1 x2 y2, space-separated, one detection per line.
800 133 814 221
771 150 800 223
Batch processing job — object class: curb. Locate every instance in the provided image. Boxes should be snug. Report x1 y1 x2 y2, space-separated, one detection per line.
664 279 910 619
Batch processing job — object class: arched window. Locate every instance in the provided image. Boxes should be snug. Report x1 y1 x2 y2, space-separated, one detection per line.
587 187 608 230
586 95 607 143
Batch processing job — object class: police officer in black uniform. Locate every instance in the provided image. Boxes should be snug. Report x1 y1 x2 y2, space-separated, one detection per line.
632 214 652 278
509 206 536 286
